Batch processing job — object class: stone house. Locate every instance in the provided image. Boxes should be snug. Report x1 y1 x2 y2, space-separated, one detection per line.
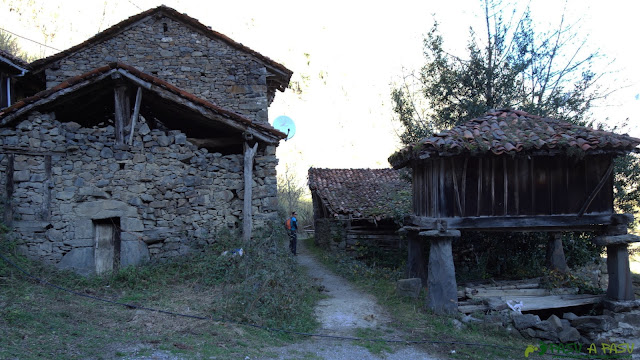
0 6 292 275
308 168 411 256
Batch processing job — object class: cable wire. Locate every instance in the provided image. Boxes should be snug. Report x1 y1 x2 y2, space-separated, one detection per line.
0 251 522 351
0 28 61 52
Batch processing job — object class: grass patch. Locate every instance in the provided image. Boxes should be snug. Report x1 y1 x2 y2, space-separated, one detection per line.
304 237 530 360
0 226 322 359
352 328 394 355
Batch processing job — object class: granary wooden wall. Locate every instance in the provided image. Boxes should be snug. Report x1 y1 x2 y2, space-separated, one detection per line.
413 154 614 218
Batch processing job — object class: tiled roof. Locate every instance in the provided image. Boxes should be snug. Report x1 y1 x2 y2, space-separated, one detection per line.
308 168 411 220
0 62 286 142
0 48 28 72
28 5 293 85
389 109 640 168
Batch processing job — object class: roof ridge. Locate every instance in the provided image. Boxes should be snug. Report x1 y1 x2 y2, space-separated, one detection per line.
27 5 292 79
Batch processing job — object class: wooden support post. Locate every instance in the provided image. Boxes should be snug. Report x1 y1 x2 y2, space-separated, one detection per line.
546 232 569 273
420 229 461 314
127 87 143 145
243 142 258 243
113 85 129 144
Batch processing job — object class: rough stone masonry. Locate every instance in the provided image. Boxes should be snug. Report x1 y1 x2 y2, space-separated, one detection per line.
0 112 279 275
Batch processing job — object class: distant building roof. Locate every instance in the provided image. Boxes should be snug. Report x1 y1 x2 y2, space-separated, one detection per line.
28 5 292 91
308 168 411 220
389 109 640 168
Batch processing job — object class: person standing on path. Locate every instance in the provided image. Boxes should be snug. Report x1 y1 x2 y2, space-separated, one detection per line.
289 211 298 255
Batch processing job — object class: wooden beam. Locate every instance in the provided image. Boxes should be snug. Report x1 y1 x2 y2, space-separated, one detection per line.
503 157 508 215
127 87 143 145
450 158 462 217
477 158 482 216
113 85 128 144
242 142 258 243
187 137 243 149
461 157 468 216
491 158 495 215
578 161 614 217
408 213 623 231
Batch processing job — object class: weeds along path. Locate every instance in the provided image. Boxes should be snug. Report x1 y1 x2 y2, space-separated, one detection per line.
257 238 440 360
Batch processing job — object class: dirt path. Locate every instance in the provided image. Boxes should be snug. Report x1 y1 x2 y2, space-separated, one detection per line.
256 238 440 360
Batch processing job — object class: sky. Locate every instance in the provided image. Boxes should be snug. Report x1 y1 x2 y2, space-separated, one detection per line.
2 0 639 187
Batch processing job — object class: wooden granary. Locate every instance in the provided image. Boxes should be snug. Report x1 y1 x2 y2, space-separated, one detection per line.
389 109 640 313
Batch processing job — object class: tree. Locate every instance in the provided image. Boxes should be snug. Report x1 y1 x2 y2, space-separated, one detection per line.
0 30 21 55
393 0 605 141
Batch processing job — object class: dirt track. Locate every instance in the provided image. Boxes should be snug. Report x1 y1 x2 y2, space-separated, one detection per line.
256 238 440 360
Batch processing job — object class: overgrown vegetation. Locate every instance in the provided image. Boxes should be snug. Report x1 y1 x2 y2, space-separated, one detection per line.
305 238 529 359
452 231 603 284
0 225 321 359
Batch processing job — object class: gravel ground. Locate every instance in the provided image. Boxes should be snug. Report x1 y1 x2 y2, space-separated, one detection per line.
255 238 441 360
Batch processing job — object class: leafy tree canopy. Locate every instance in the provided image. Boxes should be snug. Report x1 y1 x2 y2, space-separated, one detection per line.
392 0 608 144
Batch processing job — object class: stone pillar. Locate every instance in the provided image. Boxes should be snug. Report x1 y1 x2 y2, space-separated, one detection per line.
420 229 461 314
606 244 634 300
594 226 639 301
546 232 569 273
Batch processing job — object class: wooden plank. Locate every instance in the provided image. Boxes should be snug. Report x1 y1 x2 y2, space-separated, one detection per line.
477 158 482 216
491 158 495 215
503 157 508 215
127 87 143 145
461 157 468 216
511 294 604 312
242 142 258 242
578 161 614 216
530 157 535 214
451 158 462 217
465 287 577 298
515 159 520 215
113 85 128 144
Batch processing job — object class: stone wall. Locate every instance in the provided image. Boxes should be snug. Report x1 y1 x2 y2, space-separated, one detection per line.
0 112 278 275
313 218 347 250
43 15 270 123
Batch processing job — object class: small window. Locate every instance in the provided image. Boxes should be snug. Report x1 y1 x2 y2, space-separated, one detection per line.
163 23 168 33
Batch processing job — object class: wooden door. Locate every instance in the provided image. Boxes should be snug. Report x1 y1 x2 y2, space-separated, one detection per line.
94 223 115 275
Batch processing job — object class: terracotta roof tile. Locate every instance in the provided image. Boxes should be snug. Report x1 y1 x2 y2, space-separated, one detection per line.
0 49 28 72
308 168 411 220
389 109 640 168
0 62 286 141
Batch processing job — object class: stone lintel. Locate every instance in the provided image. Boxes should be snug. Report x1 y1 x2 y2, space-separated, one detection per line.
419 229 461 238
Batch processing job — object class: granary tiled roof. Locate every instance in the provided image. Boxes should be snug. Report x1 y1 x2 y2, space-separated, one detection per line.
308 168 411 220
0 62 286 143
389 109 640 168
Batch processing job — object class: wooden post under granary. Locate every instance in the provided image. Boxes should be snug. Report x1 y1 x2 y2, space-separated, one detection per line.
389 109 640 313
